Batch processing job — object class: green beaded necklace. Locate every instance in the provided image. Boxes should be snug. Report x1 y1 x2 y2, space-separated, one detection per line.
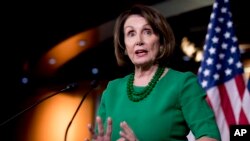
127 65 165 102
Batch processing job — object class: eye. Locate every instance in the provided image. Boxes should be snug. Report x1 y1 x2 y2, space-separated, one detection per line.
143 29 153 35
127 31 135 37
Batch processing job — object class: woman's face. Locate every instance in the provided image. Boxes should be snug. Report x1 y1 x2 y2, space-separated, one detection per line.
123 14 161 67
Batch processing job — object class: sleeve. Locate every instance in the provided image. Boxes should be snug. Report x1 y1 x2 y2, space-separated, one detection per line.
95 81 114 133
179 72 221 140
96 89 108 122
94 81 112 133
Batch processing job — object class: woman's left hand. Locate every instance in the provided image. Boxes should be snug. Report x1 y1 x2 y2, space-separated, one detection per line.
117 121 139 141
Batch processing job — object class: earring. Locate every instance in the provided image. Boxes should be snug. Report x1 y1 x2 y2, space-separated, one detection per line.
160 46 163 52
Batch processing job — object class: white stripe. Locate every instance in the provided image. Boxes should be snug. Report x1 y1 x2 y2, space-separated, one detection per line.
187 131 195 141
242 88 250 122
207 87 230 141
224 78 242 123
241 74 250 122
207 87 221 116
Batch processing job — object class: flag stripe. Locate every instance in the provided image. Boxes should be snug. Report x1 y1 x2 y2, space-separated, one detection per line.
225 77 242 123
235 74 246 100
206 88 229 141
235 75 250 124
218 83 236 124
196 0 250 141
242 89 250 122
233 74 250 124
239 109 248 124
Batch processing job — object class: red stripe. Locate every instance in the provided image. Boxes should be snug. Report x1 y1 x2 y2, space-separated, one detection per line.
239 108 250 124
205 96 212 108
235 74 245 100
218 84 236 125
235 75 250 124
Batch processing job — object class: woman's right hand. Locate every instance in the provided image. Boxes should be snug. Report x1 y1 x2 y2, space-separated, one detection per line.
85 116 112 141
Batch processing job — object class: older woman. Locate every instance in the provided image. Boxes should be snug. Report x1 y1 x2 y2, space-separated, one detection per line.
86 4 221 141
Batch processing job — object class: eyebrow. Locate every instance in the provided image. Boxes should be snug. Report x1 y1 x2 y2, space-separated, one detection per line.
124 23 151 30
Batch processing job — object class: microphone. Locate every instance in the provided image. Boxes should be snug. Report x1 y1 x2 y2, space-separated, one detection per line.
64 80 98 141
61 82 79 92
0 82 79 127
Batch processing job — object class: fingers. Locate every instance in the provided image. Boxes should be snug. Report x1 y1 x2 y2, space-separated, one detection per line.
87 123 94 135
119 121 137 140
117 137 126 141
96 116 104 136
120 121 133 135
86 116 113 140
106 117 112 136
87 123 97 139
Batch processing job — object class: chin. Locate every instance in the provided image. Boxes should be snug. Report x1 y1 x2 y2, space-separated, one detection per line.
133 61 152 67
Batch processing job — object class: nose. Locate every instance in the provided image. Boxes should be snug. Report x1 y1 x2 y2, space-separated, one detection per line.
136 41 143 46
135 35 144 46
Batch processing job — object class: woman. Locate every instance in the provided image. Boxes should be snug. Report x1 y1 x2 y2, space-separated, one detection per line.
86 4 221 141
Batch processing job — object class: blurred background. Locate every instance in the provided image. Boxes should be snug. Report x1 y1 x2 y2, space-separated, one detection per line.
0 0 249 141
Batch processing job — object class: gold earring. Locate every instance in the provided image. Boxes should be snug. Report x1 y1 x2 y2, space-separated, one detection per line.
160 46 163 52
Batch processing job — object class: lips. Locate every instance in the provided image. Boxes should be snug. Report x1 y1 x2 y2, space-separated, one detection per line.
135 49 148 54
135 49 148 56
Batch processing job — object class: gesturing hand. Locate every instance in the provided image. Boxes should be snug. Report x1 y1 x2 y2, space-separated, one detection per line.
117 121 139 141
85 116 112 141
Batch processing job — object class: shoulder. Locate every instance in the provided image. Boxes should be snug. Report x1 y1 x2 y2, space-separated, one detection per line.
166 68 201 91
167 68 197 80
169 68 205 94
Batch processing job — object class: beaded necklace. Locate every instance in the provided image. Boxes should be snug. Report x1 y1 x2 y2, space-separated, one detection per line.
127 65 165 102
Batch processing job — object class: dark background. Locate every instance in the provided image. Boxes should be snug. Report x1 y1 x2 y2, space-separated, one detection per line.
0 0 249 140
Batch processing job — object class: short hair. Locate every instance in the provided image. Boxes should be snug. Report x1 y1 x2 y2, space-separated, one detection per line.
113 4 175 66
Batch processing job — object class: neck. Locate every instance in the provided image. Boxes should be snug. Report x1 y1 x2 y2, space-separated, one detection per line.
134 64 159 86
135 64 158 76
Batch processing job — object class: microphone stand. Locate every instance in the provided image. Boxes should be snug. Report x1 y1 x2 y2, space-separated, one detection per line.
64 80 98 141
0 82 78 127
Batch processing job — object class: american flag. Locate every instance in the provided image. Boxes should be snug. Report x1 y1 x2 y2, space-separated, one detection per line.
197 0 250 141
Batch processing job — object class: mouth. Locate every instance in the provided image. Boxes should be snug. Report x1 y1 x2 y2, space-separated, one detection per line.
135 49 148 56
